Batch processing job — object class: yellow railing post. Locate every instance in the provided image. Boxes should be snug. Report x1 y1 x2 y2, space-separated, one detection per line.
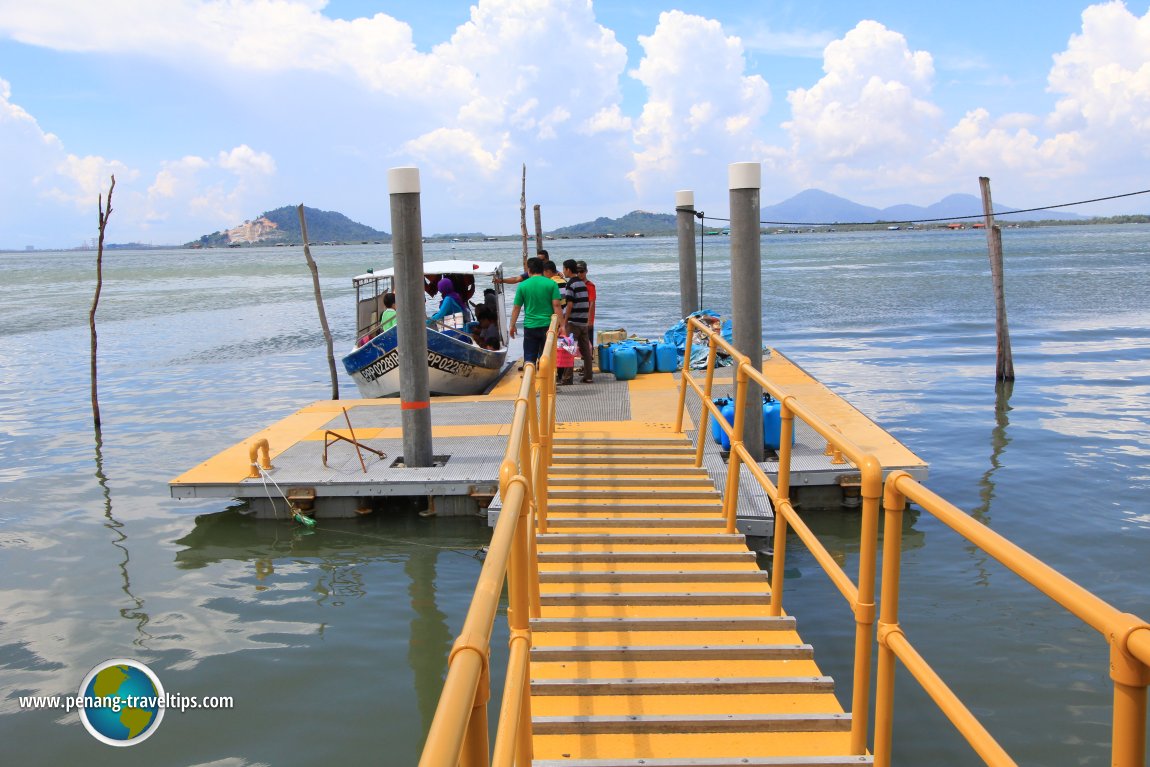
527 499 541 619
516 667 533 767
722 361 749 532
873 471 909 767
490 633 529 767
497 469 534 767
674 318 695 433
1109 616 1150 767
768 503 788 618
776 399 794 501
459 649 491 767
849 454 882 755
694 340 720 469
768 398 796 617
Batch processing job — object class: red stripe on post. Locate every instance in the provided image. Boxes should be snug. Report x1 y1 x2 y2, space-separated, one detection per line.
400 400 430 410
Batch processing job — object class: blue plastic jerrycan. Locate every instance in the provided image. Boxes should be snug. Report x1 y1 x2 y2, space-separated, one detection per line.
612 346 638 381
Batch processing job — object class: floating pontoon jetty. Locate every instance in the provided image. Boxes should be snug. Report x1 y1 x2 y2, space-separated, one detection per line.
169 348 927 534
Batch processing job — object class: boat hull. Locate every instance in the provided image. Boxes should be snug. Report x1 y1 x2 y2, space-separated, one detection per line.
342 327 507 398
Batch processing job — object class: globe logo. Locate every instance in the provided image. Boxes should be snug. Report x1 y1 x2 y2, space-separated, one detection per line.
77 659 165 746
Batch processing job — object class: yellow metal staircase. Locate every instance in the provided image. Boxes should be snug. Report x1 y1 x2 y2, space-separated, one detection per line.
419 323 1150 767
530 432 866 766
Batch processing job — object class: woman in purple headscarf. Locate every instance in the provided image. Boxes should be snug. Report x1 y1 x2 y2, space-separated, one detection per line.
428 276 471 324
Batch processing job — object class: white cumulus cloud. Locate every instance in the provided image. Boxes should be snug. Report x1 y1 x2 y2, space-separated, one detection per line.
923 1 1150 205
784 19 942 192
628 10 771 199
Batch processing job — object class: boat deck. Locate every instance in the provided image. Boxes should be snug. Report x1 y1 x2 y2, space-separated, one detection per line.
170 349 927 530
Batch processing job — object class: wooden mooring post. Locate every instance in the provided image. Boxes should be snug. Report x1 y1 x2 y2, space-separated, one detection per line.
534 204 544 255
979 176 1015 381
297 205 339 400
520 164 528 264
90 174 115 429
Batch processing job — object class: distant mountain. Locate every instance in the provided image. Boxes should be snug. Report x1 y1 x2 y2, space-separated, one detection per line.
187 205 390 247
550 210 677 237
760 189 882 225
761 189 1083 224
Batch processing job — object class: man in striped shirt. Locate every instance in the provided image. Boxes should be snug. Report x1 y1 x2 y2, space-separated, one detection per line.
562 259 594 383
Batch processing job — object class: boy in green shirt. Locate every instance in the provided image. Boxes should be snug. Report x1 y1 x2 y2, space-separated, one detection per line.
509 257 563 366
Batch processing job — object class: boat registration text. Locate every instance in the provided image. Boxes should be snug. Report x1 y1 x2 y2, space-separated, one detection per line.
359 349 475 382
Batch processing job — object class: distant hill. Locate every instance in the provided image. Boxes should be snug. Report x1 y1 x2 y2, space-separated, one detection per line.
187 205 390 248
550 210 677 237
761 189 1084 224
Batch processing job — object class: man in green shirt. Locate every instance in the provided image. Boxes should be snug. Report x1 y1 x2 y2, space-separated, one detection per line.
509 256 563 366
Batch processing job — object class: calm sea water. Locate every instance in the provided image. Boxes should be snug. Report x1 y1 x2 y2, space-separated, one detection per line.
1 225 1148 765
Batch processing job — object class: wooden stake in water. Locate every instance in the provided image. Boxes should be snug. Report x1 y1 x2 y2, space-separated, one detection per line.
979 177 1015 381
519 164 528 265
534 204 543 255
297 205 340 399
90 174 115 429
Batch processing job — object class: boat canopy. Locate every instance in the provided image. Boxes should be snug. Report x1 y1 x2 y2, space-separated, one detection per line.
352 260 506 283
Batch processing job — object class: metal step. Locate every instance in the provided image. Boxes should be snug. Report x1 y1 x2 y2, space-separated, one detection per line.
552 438 693 447
552 445 696 456
538 592 774 607
531 644 813 662
531 711 850 735
537 533 745 546
530 675 833 696
536 550 756 564
543 517 725 529
550 477 715 488
538 570 768 584
546 504 723 515
549 489 720 500
550 466 709 476
530 616 793 632
552 455 699 465
532 757 871 767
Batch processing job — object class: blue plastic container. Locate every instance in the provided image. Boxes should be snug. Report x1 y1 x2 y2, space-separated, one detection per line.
764 397 787 450
720 400 737 450
654 342 677 372
715 395 793 451
634 343 656 374
710 397 731 444
612 346 638 381
598 343 614 373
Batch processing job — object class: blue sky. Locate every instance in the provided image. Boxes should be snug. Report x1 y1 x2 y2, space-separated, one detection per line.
1 0 1148 248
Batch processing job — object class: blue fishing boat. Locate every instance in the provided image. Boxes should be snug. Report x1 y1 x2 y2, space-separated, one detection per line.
343 259 510 397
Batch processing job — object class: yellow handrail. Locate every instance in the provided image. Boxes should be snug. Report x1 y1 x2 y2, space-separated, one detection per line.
421 309 1148 767
673 316 881 755
418 317 558 767
876 470 1150 767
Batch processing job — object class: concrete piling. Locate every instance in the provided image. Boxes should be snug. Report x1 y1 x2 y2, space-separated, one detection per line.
676 190 699 318
388 167 434 468
729 162 764 462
